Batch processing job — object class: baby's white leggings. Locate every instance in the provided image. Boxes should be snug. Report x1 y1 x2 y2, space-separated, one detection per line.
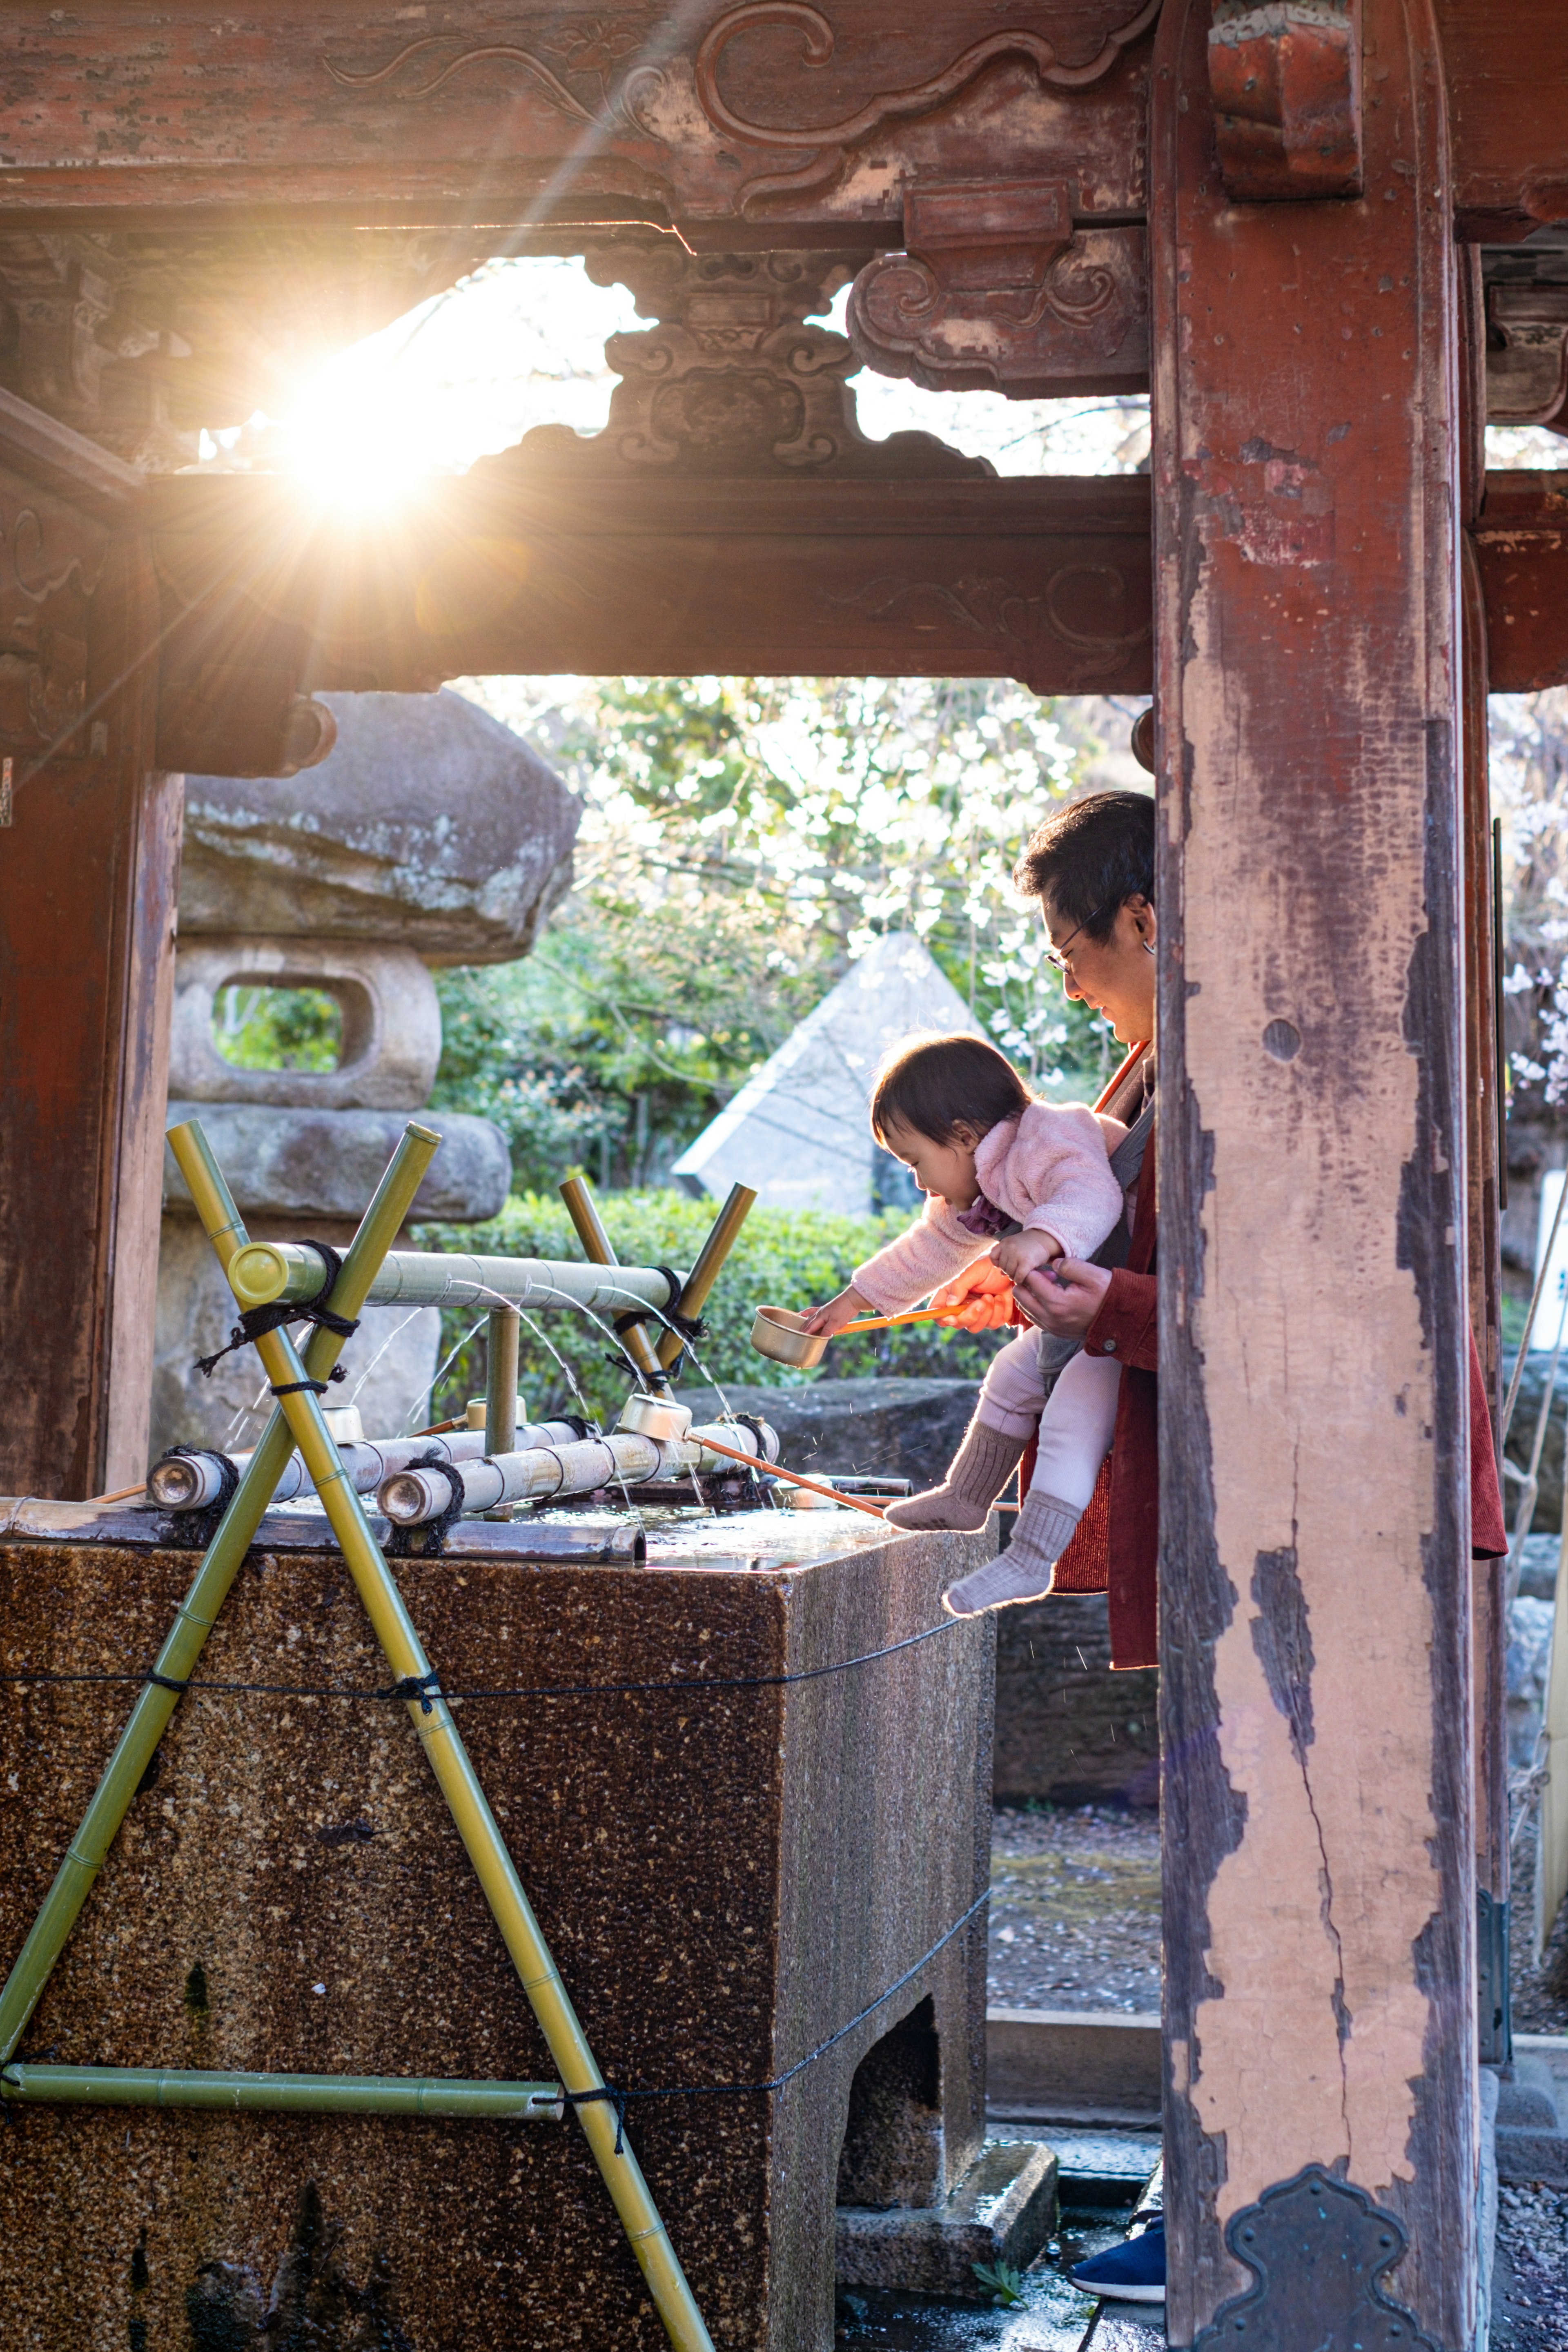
978 1331 1122 1511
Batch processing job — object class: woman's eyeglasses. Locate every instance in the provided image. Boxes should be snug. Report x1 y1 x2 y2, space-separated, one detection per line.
1042 900 1114 973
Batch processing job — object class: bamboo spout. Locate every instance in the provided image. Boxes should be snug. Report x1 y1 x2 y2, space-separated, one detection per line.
561 1173 670 1392
655 1183 757 1372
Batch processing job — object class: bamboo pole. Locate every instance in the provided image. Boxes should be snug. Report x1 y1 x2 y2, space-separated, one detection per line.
1 2065 562 2119
655 1184 757 1372
229 1241 680 1317
0 1120 439 2071
174 1128 714 2352
483 1304 521 1519
561 1174 669 1392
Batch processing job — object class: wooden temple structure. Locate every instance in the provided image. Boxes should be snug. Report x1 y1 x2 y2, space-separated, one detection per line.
0 1 1565 2341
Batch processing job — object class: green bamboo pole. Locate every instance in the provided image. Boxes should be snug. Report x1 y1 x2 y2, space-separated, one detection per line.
175 1133 715 2352
560 1174 670 1394
0 1120 439 2071
228 1242 678 1317
653 1184 757 1372
1 2065 563 2119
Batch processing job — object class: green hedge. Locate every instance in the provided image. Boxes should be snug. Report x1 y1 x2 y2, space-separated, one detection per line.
414 1189 1005 1425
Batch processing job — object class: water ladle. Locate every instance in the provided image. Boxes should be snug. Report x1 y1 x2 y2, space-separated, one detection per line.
748 1303 953 1370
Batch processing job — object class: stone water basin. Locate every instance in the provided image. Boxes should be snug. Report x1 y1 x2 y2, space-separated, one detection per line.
0 1509 994 2352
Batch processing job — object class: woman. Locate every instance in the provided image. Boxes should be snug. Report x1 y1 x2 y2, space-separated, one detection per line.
933 787 1506 1675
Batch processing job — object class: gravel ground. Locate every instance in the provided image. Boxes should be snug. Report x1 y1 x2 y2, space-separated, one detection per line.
1509 1814 1568 2035
989 1804 1162 2015
1494 2184 1568 2351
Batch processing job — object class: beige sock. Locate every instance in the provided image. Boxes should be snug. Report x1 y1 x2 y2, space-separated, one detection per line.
940 1487 1085 1618
883 1415 1029 1533
1004 1486 1083 1578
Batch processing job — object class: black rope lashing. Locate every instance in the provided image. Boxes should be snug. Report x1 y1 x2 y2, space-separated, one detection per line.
609 1267 709 1380
0 1617 964 1705
154 1446 240 1552
385 1454 467 1561
270 1379 330 1398
562 1886 991 2154
193 1240 360 1381
379 1670 443 1715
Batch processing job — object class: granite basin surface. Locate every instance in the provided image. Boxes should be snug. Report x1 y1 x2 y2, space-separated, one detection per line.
0 1514 994 2352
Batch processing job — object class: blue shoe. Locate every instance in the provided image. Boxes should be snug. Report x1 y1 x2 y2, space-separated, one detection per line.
1070 2216 1165 2303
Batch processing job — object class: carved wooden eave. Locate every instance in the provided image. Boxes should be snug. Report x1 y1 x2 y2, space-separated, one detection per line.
848 180 1148 399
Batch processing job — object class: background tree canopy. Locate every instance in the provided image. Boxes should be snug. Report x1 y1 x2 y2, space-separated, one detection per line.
428 674 1126 1192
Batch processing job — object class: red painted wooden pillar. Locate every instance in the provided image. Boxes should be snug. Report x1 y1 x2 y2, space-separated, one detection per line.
1152 2 1475 2342
0 418 179 1499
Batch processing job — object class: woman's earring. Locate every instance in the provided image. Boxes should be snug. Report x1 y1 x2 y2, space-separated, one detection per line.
1142 937 1156 957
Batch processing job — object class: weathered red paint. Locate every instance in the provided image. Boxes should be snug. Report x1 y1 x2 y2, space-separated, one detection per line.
1152 0 1474 2341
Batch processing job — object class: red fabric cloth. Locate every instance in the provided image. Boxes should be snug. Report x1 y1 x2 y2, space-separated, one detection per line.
1041 1092 1508 1667
1470 1321 1507 1557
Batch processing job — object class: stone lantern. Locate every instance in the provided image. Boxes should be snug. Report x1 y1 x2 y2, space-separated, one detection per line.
154 688 579 1458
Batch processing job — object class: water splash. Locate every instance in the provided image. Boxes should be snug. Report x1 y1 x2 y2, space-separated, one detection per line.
347 1307 432 1411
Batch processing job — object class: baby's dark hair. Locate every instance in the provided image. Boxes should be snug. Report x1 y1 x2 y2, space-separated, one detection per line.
870 1032 1032 1147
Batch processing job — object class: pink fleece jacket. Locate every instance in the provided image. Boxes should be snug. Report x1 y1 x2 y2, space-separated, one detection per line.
851 1102 1127 1316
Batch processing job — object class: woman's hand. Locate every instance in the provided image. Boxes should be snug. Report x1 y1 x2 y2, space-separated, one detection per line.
929 1261 1016 1332
802 1285 874 1338
990 1229 1062 1285
1012 1256 1112 1339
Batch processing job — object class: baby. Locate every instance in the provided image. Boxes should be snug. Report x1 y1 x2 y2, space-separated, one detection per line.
806 1032 1127 1618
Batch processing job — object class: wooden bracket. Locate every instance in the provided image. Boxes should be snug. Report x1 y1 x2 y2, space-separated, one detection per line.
1208 0 1364 201
1194 2166 1437 2351
1486 282 1568 431
847 178 1148 399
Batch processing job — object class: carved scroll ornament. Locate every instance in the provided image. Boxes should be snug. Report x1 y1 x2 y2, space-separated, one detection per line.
1487 283 1568 433
322 18 670 137
500 240 988 479
849 180 1147 399
693 0 1160 211
0 490 107 751
1208 0 1364 201
824 564 1150 691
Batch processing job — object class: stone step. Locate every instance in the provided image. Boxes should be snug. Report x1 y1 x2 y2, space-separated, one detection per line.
987 2007 1162 2128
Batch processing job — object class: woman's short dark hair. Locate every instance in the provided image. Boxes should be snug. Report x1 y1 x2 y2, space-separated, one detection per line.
871 1033 1032 1147
1013 788 1155 944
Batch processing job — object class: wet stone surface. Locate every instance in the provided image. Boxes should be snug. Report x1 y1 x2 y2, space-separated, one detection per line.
832 2203 1159 2352
986 1808 1162 2018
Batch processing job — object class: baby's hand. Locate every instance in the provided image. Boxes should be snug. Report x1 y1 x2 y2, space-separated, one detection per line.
991 1229 1064 1285
802 1285 873 1338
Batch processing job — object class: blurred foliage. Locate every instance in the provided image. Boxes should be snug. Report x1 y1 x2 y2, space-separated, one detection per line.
414 1189 1009 1426
211 985 341 1072
428 676 1127 1191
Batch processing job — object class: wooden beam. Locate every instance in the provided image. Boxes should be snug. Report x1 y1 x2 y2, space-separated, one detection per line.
0 4 1560 254
1152 0 1475 2342
1439 0 1568 238
1472 472 1568 693
145 469 1156 700
0 1 1154 242
1459 252 1510 2066
0 401 176 1496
